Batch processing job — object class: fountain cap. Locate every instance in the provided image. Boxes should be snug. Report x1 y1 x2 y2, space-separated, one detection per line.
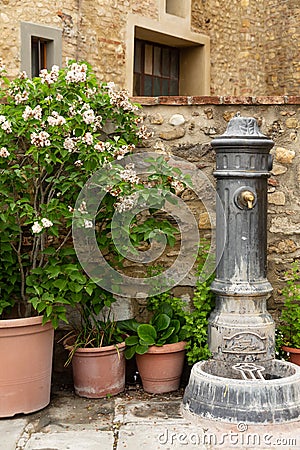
223 112 266 138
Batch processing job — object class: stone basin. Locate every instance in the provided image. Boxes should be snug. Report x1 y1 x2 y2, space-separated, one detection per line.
182 359 300 424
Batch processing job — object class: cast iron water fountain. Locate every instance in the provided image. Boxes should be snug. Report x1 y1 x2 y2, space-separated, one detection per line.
182 114 300 423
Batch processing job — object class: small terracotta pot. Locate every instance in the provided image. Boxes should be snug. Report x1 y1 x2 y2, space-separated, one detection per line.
136 341 186 394
64 337 126 398
0 316 54 418
282 345 300 366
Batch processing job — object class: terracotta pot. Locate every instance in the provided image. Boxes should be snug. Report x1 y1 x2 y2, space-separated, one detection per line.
282 345 300 366
0 316 54 418
65 338 126 398
136 341 186 394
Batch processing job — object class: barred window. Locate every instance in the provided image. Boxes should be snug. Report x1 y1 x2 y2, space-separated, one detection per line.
134 39 179 96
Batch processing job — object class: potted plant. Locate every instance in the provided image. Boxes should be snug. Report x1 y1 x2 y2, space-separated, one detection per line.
120 300 187 393
0 58 182 415
63 290 127 398
277 260 300 365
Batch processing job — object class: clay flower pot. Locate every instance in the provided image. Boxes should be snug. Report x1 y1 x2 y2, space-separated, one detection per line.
282 345 300 366
0 316 54 418
64 337 126 398
136 341 186 394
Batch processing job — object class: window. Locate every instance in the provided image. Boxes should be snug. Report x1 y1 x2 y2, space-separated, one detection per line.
21 22 62 77
165 0 187 18
31 37 48 77
134 40 179 96
126 12 210 96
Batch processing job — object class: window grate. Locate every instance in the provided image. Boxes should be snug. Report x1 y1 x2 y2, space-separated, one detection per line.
133 39 179 96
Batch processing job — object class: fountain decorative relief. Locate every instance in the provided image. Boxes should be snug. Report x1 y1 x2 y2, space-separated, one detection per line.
182 114 300 424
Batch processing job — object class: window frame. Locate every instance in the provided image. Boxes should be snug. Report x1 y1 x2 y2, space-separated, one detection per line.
134 39 180 96
20 22 62 77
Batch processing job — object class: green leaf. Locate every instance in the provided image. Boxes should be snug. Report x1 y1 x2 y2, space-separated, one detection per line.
124 345 137 360
53 279 68 290
125 335 139 346
135 343 150 355
137 324 157 344
151 313 170 332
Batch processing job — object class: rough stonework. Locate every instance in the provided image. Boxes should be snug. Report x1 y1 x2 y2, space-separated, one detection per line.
0 2 299 322
0 0 299 95
132 96 300 316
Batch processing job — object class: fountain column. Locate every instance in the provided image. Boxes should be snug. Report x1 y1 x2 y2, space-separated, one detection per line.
182 114 300 424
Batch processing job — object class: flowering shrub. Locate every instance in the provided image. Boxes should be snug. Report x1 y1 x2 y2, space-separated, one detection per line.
0 59 180 329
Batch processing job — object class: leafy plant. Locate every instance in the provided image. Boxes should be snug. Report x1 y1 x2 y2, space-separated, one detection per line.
63 290 125 365
121 241 215 363
146 243 215 365
278 260 300 349
0 58 182 327
120 302 187 359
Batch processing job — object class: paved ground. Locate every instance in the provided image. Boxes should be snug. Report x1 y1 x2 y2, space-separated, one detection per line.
1 385 300 450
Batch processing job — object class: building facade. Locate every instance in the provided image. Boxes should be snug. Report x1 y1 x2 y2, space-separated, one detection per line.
1 0 299 96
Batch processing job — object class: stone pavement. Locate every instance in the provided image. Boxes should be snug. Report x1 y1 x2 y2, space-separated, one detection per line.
1 386 300 450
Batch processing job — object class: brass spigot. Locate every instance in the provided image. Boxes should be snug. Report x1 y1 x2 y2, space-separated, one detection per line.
241 190 255 209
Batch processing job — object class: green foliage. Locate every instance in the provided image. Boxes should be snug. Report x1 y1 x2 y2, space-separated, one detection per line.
121 242 215 363
0 60 183 326
146 243 215 365
278 261 300 349
64 290 125 366
120 301 187 359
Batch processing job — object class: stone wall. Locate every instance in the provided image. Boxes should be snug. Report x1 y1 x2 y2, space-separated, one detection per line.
191 0 300 96
0 0 299 95
132 95 300 319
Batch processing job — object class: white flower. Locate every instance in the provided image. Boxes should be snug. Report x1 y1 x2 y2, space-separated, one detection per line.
32 221 43 234
65 62 87 83
41 218 53 228
14 90 29 104
119 164 140 184
23 105 42 121
0 147 10 157
113 144 135 160
18 71 28 79
115 193 138 213
136 125 153 140
63 137 76 151
82 108 95 124
107 86 139 112
39 65 59 84
84 219 93 228
82 132 93 145
94 141 112 152
56 93 63 101
1 120 12 134
30 131 51 147
78 201 88 214
74 160 83 167
47 111 66 126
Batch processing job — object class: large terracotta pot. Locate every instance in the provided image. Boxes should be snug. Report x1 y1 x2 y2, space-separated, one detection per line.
282 345 300 366
0 316 54 418
65 338 126 398
136 341 186 394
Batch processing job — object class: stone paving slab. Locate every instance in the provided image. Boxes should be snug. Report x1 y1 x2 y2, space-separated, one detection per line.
1 390 300 450
114 397 187 424
0 418 27 450
24 430 114 450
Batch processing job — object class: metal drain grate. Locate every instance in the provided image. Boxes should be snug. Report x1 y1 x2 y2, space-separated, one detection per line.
232 362 265 380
